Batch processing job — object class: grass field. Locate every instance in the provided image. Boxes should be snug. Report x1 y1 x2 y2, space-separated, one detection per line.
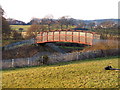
10 25 31 32
2 56 119 88
10 25 76 32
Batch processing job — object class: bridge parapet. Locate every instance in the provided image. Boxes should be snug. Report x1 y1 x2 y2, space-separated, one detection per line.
36 30 100 45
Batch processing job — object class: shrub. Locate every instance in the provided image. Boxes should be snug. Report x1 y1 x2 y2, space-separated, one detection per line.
42 55 49 64
82 40 118 52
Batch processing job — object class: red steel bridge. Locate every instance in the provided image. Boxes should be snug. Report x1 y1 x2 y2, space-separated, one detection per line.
36 30 100 45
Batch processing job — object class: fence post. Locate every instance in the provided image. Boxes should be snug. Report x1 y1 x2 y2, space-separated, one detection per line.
77 52 79 60
12 59 14 67
28 58 30 66
41 56 43 64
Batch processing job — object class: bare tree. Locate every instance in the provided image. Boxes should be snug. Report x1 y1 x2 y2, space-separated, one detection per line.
58 17 64 30
58 16 71 29
77 20 86 28
25 24 47 39
88 22 95 29
29 18 40 25
42 14 54 31
0 5 4 16
67 18 77 28
11 30 23 40
1 7 11 40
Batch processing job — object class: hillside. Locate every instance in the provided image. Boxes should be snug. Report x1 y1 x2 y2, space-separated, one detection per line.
2 45 58 59
2 56 119 88
83 19 119 24
8 19 119 26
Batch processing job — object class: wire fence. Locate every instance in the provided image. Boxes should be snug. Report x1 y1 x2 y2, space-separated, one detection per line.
1 48 119 69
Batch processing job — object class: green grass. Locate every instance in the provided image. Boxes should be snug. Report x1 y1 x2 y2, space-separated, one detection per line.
10 25 76 32
2 39 25 46
2 56 119 88
10 25 31 32
60 46 84 49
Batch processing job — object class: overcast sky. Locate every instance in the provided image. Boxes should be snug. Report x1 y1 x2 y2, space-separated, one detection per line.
1 0 119 23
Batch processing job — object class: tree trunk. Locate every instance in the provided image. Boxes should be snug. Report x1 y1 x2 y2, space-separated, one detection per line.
66 25 68 29
60 25 63 30
48 24 50 31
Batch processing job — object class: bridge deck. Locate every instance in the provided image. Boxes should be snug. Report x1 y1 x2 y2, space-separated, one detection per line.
36 30 100 45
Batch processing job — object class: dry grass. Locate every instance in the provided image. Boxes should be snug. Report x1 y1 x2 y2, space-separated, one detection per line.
83 40 119 52
2 45 57 59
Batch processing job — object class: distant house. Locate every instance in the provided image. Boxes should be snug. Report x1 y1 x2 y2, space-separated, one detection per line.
99 21 116 28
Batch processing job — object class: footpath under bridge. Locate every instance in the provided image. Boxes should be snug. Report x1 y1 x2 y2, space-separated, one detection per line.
36 30 100 45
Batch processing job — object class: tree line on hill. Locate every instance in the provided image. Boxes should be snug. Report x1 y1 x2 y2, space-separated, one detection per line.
25 16 119 39
7 16 119 30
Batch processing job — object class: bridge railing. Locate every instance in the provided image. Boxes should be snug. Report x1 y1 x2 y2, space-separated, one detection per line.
36 30 100 45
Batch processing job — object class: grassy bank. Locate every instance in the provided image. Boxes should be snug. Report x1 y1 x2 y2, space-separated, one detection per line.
2 56 119 88
59 46 84 49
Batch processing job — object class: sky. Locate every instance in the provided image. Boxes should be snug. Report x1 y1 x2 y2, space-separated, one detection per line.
0 0 119 23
